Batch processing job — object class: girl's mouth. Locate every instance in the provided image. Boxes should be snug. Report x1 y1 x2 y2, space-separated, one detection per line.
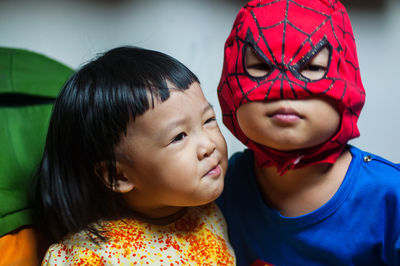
204 165 221 178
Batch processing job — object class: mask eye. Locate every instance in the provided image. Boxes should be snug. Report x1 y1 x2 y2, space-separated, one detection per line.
299 47 330 81
245 46 272 78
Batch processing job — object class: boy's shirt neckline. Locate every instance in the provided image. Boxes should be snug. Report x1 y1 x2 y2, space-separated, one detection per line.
247 145 360 229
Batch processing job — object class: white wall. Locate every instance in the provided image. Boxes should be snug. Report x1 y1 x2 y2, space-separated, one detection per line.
1 0 398 162
348 0 400 162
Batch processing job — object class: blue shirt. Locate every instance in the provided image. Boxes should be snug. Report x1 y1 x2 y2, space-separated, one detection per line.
217 146 400 265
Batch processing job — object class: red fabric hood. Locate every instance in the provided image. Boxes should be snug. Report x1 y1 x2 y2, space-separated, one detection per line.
218 0 365 173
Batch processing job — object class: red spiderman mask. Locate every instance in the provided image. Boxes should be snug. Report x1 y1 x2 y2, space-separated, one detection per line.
218 0 365 173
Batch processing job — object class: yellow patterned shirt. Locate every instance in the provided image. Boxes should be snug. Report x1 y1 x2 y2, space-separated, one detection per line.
42 202 235 265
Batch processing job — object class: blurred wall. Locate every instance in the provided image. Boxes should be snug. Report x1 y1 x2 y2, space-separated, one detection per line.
0 0 399 162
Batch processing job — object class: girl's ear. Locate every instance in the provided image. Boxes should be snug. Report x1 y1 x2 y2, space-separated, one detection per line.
112 170 135 193
97 162 135 194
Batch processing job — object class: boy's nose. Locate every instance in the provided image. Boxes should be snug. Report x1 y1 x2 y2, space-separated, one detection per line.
198 135 216 160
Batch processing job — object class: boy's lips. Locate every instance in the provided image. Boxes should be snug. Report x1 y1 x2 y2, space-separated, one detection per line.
268 107 303 124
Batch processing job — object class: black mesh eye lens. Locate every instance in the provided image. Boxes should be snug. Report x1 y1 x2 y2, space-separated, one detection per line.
300 64 327 80
245 46 271 78
299 47 330 81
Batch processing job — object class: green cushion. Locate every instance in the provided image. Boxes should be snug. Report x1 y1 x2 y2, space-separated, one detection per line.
0 47 74 236
0 47 73 97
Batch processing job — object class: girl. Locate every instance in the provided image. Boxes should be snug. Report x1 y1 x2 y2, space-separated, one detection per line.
35 46 235 265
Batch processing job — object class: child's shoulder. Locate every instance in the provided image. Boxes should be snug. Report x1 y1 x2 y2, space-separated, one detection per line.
42 203 235 265
349 145 400 175
42 219 145 265
348 145 400 189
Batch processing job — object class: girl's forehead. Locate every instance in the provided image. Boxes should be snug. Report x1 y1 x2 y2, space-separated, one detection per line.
125 82 207 135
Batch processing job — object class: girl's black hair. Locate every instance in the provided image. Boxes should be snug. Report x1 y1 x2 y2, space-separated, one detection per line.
34 46 199 242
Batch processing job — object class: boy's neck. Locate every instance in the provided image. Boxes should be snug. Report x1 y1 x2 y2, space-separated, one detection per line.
254 148 352 217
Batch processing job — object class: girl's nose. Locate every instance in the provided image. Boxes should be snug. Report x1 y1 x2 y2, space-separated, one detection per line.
198 135 216 160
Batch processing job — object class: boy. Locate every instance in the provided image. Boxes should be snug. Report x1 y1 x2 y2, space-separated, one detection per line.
217 0 400 265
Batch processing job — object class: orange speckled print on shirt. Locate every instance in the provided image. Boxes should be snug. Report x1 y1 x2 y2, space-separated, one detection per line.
41 202 235 265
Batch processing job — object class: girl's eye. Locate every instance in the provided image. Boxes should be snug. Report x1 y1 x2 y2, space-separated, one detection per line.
205 116 216 124
171 132 186 143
